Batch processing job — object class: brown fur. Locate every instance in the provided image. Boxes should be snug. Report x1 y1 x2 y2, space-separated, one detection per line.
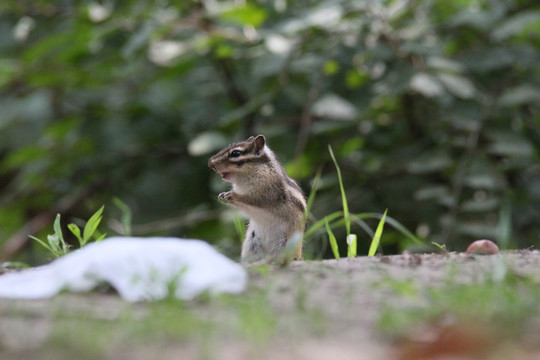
209 135 306 262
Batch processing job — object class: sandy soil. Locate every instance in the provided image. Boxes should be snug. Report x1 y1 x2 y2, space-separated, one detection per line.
1 251 540 360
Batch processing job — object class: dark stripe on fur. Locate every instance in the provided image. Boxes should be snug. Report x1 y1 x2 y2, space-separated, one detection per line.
290 195 306 213
280 167 304 195
230 154 270 167
276 181 287 203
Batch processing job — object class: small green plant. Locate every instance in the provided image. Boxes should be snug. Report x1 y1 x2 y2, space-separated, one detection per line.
431 241 448 252
30 206 106 258
29 214 71 257
308 147 418 259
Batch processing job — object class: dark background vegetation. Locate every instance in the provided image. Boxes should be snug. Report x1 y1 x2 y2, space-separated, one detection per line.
0 0 539 263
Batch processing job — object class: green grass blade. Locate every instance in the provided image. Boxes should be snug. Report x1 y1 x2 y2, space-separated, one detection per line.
353 212 423 245
304 211 343 239
368 209 387 256
325 217 340 259
383 216 422 245
328 145 350 236
352 217 375 238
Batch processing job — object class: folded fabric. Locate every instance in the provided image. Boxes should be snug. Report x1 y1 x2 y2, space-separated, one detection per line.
0 237 247 302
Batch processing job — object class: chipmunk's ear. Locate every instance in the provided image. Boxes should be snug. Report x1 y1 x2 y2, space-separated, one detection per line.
254 135 266 150
246 136 255 142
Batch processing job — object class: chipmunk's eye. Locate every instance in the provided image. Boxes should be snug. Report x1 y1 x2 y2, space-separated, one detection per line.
230 150 242 158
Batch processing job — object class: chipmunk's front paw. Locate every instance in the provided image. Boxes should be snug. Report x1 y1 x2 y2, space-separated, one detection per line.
218 191 233 203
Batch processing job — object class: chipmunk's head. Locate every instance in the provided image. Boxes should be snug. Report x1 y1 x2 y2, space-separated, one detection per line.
208 135 269 183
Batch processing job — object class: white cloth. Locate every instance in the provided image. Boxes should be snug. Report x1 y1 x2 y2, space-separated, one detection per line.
0 237 247 302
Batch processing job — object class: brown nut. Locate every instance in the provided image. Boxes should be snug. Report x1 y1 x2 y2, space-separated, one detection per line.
466 239 499 255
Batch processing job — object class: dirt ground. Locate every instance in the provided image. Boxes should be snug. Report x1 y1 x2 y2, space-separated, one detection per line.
1 251 540 360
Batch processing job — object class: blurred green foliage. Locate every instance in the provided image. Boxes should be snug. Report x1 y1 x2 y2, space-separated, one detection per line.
0 0 539 263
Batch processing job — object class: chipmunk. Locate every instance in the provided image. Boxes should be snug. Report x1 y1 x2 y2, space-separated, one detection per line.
208 135 306 262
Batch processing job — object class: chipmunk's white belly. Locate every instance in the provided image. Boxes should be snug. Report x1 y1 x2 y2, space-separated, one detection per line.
242 206 289 248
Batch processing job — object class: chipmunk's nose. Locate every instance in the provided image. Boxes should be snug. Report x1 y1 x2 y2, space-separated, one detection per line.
208 158 215 169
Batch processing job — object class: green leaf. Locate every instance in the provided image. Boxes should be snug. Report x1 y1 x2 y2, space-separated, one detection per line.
30 215 70 258
1 146 47 170
368 209 387 256
492 11 540 40
83 205 104 244
323 60 339 75
47 234 61 254
215 44 234 58
409 72 444 97
345 69 369 89
325 218 340 259
94 233 107 242
53 214 63 242
427 57 465 73
437 73 476 99
313 94 357 121
68 223 83 246
51 213 70 255
29 235 52 253
0 59 18 88
220 3 268 28
407 151 453 174
486 131 534 158
498 85 540 107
